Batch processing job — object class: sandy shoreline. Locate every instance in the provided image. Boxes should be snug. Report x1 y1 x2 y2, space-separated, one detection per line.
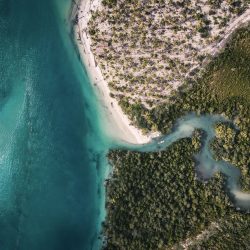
72 0 156 144
72 0 250 145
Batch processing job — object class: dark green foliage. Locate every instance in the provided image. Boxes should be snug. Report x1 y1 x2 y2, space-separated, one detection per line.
207 27 250 101
104 139 234 249
189 213 250 249
103 26 250 250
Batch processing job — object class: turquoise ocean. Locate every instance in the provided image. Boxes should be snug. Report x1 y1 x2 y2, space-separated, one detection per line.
0 0 107 249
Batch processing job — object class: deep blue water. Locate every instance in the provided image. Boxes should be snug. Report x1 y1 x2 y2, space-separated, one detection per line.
0 0 106 249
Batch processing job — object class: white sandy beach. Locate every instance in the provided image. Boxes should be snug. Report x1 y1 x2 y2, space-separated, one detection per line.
72 0 250 144
73 0 157 144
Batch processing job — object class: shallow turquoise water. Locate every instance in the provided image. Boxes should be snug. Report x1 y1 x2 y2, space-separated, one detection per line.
0 0 107 249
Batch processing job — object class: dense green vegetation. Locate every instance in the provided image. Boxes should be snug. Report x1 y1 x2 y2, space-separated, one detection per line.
120 27 250 189
104 139 236 249
211 120 250 191
208 29 250 101
188 213 250 249
104 26 250 249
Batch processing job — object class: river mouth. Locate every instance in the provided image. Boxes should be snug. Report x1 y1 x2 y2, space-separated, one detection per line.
118 113 250 211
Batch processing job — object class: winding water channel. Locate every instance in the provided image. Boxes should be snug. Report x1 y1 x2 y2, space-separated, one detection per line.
126 114 250 211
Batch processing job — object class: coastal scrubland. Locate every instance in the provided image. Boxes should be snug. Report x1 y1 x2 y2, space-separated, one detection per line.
88 0 249 108
103 26 250 249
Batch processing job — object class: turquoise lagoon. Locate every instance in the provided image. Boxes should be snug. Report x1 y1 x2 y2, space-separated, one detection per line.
0 0 249 250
